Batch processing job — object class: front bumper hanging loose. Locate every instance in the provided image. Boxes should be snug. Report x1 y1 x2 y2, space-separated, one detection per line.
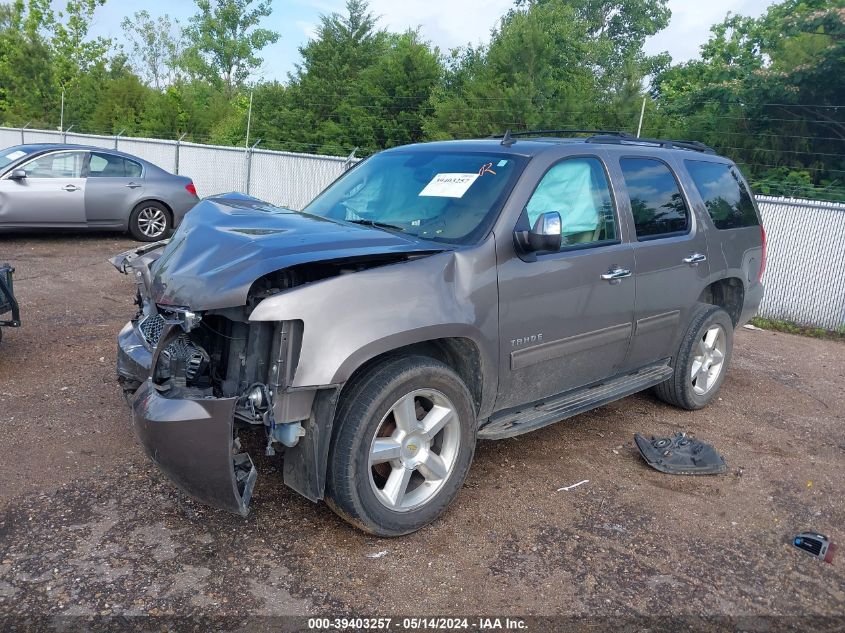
118 318 257 515
131 380 257 515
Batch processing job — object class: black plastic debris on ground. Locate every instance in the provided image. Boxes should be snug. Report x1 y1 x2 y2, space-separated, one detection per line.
793 532 837 563
634 432 727 475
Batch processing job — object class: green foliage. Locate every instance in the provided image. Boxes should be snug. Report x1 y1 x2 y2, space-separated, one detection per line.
180 0 280 96
0 0 842 201
120 11 183 89
749 317 845 341
652 0 845 201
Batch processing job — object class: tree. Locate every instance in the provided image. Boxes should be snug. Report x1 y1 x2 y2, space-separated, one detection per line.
121 11 183 89
515 0 672 83
653 0 845 200
49 0 112 92
0 0 56 125
362 31 442 147
424 2 603 139
180 0 280 96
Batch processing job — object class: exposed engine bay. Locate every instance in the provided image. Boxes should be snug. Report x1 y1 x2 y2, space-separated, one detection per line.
123 251 434 456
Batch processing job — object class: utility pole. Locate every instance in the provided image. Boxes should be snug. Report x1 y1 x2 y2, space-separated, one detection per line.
636 96 647 138
245 90 254 149
60 88 65 133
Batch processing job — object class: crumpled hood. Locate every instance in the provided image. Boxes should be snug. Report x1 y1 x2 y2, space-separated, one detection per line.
150 194 445 310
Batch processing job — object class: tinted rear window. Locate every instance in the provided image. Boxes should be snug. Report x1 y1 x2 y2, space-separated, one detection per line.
685 160 759 229
89 152 144 178
619 158 690 239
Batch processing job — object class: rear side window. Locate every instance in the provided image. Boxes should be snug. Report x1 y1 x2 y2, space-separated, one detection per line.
125 159 143 178
89 152 143 178
685 160 759 229
619 158 690 239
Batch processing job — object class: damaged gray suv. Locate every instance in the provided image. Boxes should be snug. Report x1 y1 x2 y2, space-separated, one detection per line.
114 131 765 536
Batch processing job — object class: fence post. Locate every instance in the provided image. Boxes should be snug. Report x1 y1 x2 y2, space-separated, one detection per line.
113 128 125 150
343 147 358 171
175 132 187 175
20 121 31 144
245 139 261 195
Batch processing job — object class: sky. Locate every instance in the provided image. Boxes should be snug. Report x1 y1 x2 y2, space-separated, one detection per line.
84 0 776 83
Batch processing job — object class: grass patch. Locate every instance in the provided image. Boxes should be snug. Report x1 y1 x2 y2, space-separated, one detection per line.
749 317 845 341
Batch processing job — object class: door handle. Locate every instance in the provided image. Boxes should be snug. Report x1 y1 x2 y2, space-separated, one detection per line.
62 184 79 192
125 182 142 189
601 268 632 281
683 253 707 265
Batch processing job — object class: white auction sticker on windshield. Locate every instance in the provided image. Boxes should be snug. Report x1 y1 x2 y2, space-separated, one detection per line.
4 150 25 161
419 173 479 198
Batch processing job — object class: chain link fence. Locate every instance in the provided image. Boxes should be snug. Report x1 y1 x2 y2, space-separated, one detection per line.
1 126 843 330
756 196 845 331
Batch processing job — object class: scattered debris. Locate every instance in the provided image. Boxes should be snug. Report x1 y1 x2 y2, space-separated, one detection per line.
557 479 589 492
743 323 764 331
366 551 388 559
793 532 836 563
634 432 727 475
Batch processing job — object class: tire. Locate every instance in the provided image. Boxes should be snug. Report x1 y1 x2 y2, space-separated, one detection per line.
654 303 734 410
128 201 172 242
325 355 477 536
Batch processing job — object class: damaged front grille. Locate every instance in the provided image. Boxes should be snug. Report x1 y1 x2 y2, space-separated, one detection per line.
139 314 165 346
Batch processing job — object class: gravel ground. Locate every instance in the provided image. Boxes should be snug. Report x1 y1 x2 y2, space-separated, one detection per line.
0 234 843 628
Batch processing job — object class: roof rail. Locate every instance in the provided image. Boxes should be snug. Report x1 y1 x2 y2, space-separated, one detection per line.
491 129 633 140
585 134 716 154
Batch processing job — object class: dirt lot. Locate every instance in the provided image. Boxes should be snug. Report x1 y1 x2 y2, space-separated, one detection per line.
0 234 843 628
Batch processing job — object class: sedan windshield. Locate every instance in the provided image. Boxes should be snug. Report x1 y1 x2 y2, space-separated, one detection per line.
0 146 33 170
303 150 526 244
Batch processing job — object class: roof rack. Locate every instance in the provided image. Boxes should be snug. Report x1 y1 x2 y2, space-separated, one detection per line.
585 134 716 154
490 128 716 154
491 129 633 141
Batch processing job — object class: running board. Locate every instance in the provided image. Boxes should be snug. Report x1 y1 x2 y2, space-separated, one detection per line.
478 362 673 440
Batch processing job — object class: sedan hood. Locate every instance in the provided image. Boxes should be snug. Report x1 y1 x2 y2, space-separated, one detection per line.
149 194 446 310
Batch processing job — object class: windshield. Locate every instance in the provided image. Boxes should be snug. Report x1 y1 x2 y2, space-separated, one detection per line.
303 150 526 244
0 146 33 170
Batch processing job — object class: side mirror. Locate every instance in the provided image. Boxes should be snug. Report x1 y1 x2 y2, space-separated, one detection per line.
516 211 562 254
8 169 26 181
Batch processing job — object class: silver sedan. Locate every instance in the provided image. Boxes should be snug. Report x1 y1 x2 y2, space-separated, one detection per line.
0 143 199 241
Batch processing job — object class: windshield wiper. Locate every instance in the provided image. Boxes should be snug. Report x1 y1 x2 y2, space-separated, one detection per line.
347 219 406 233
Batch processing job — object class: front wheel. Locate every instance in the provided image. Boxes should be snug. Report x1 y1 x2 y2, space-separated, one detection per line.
128 201 171 242
654 303 734 410
326 356 477 536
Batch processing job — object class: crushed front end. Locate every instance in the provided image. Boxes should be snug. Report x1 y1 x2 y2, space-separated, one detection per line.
113 244 309 516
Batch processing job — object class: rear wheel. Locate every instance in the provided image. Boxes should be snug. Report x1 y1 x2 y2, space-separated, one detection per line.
326 356 476 536
654 303 734 410
129 201 171 242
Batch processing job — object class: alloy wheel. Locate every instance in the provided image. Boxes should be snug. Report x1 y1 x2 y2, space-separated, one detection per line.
691 324 727 395
137 207 167 238
368 389 461 512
